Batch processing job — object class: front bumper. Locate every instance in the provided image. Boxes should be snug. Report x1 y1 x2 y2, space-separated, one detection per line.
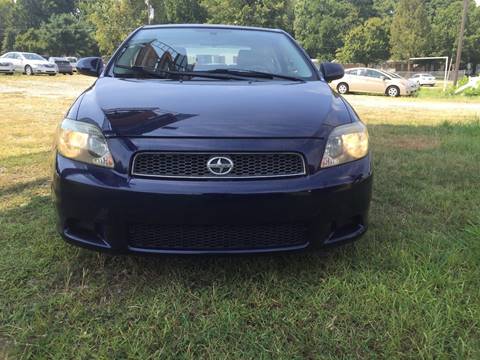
52 140 373 255
34 68 57 74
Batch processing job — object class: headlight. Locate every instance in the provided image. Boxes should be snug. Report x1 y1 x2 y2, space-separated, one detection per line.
321 122 369 168
56 118 114 168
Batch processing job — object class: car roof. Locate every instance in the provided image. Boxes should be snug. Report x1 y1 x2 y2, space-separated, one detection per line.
141 24 285 34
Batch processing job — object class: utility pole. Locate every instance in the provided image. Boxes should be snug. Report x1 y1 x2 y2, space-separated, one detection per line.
452 0 468 86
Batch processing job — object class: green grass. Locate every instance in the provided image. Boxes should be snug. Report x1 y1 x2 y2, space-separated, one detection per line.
415 85 480 101
1 76 479 359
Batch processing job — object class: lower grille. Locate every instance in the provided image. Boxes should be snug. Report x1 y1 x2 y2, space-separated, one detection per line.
131 152 306 179
128 223 308 250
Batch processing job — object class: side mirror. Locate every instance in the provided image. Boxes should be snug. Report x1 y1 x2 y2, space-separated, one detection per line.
380 76 387 81
320 62 344 82
77 57 104 77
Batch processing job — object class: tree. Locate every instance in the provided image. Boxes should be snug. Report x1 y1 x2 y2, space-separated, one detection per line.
201 0 295 34
294 0 359 60
14 0 76 28
79 0 146 55
390 0 432 61
336 17 390 66
151 0 207 24
0 0 15 52
14 14 99 56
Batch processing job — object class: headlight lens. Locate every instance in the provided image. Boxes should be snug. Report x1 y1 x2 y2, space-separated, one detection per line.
56 118 114 168
321 122 369 168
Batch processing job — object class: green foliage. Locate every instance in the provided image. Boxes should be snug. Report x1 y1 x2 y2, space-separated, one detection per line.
0 0 14 53
151 0 207 24
336 17 390 66
0 0 479 66
390 0 432 60
201 0 294 34
79 0 146 56
294 0 359 60
14 14 99 56
14 0 76 28
430 1 463 58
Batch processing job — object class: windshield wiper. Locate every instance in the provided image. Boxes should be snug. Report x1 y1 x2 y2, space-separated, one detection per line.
114 65 252 81
203 69 306 82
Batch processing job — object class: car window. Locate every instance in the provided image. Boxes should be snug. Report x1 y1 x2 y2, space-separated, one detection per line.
365 69 384 79
113 27 315 80
22 53 45 60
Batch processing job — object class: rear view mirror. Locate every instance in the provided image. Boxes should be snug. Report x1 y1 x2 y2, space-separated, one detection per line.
77 57 104 77
320 62 344 82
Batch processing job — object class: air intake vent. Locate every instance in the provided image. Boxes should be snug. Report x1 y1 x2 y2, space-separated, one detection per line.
128 223 308 250
132 152 306 179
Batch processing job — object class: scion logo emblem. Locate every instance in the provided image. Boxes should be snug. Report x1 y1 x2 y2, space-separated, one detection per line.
207 156 234 175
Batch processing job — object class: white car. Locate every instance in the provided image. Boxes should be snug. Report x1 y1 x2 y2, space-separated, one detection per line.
409 73 436 87
0 52 58 75
0 59 14 75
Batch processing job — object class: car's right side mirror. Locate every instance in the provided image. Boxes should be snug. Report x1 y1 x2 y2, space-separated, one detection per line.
320 62 344 82
77 57 104 77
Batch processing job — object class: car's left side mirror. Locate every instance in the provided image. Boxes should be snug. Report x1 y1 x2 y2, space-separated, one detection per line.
320 62 344 82
77 57 104 77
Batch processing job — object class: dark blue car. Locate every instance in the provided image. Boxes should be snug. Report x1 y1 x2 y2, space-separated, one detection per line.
52 24 372 254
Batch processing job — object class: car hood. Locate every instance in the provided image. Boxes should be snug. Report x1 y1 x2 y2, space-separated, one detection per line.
77 77 352 138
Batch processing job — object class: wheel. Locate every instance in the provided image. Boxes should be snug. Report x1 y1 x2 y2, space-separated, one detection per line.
24 65 33 76
386 86 399 97
6 72 14 75
69 72 73 75
337 83 349 94
49 74 56 76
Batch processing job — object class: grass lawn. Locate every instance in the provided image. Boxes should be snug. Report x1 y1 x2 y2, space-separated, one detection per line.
1 75 479 359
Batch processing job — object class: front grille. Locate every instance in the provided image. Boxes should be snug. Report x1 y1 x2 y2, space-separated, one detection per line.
128 223 308 250
132 152 306 179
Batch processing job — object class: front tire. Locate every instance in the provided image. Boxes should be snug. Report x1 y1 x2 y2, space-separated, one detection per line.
24 65 33 76
386 86 399 97
337 83 349 95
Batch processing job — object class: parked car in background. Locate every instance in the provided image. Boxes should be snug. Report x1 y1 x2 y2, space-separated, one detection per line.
0 52 57 75
409 73 436 87
0 58 14 75
49 57 74 75
331 67 417 97
384 71 420 91
66 56 78 72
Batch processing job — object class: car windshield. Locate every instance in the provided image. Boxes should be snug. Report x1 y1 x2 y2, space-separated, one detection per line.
112 27 315 80
385 71 402 79
22 53 45 60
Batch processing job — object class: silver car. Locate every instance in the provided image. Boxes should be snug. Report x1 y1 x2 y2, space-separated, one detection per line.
0 52 58 75
0 57 14 75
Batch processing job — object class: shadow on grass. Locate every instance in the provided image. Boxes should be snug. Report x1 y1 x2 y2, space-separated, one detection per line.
0 177 50 196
